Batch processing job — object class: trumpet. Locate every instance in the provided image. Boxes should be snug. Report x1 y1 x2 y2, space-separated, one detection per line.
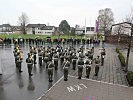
20 52 23 60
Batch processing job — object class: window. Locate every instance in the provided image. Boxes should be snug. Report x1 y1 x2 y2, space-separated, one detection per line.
91 27 94 31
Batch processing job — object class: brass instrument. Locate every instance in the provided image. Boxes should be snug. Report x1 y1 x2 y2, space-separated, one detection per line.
20 52 23 60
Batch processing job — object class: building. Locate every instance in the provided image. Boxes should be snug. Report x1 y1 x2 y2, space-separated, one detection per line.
26 24 46 34
41 26 55 35
111 23 131 36
11 26 21 33
26 24 55 35
75 26 95 35
0 24 12 33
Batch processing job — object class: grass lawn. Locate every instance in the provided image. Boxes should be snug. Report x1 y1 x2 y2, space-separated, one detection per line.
0 33 84 39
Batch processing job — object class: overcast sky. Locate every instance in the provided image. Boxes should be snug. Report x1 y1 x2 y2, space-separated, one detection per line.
0 0 133 27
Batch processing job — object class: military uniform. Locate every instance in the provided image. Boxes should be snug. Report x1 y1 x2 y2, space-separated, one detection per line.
26 56 33 76
48 62 54 82
54 54 58 70
60 54 64 64
63 58 70 81
77 58 84 79
14 51 19 68
63 67 68 81
95 56 100 76
72 55 78 70
16 52 23 73
85 60 91 78
44 54 49 68
38 50 43 66
101 55 105 66
33 48 37 64
100 48 105 66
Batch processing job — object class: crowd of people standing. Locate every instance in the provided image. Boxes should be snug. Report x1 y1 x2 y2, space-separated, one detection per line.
13 41 106 82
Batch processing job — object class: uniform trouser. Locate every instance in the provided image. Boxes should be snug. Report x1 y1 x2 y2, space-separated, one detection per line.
27 64 32 75
86 67 91 78
61 59 64 64
48 71 53 81
78 71 82 78
34 55 36 64
18 62 22 72
64 69 68 80
73 63 76 70
39 57 42 66
44 61 48 68
54 61 58 70
78 67 83 78
101 58 104 66
95 66 99 76
49 74 53 81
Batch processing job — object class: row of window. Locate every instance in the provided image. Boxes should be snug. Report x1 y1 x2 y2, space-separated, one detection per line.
35 31 53 34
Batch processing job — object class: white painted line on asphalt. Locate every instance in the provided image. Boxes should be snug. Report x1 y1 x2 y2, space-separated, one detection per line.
68 75 133 89
37 76 64 100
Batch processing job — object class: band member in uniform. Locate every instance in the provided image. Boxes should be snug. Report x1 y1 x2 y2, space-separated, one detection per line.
48 61 55 82
85 59 91 78
38 49 43 66
33 47 37 64
72 54 78 70
26 54 33 76
53 54 58 70
63 57 70 81
99 47 106 66
77 55 84 79
16 52 23 73
95 56 100 76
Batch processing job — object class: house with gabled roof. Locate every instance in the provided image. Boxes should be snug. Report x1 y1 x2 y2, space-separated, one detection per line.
0 24 12 33
26 24 46 34
26 24 55 35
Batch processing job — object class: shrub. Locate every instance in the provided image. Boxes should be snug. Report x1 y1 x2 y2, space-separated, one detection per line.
127 71 133 86
118 52 125 66
116 48 119 53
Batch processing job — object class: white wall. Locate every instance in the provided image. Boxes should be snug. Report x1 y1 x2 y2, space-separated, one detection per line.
27 28 33 34
111 24 131 36
86 31 95 35
27 27 55 35
41 28 55 35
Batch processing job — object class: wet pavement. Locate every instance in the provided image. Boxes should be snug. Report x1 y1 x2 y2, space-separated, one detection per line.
0 43 131 100
40 75 133 100
0 45 64 100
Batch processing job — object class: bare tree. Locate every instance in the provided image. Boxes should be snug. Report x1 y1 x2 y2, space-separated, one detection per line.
18 12 29 34
113 24 128 35
98 8 114 35
125 8 133 23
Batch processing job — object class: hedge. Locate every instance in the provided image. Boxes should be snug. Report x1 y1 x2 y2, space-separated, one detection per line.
118 52 125 67
127 71 133 86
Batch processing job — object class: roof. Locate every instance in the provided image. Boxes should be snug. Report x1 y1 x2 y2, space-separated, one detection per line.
12 26 21 31
26 24 46 28
0 24 11 27
41 26 55 30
